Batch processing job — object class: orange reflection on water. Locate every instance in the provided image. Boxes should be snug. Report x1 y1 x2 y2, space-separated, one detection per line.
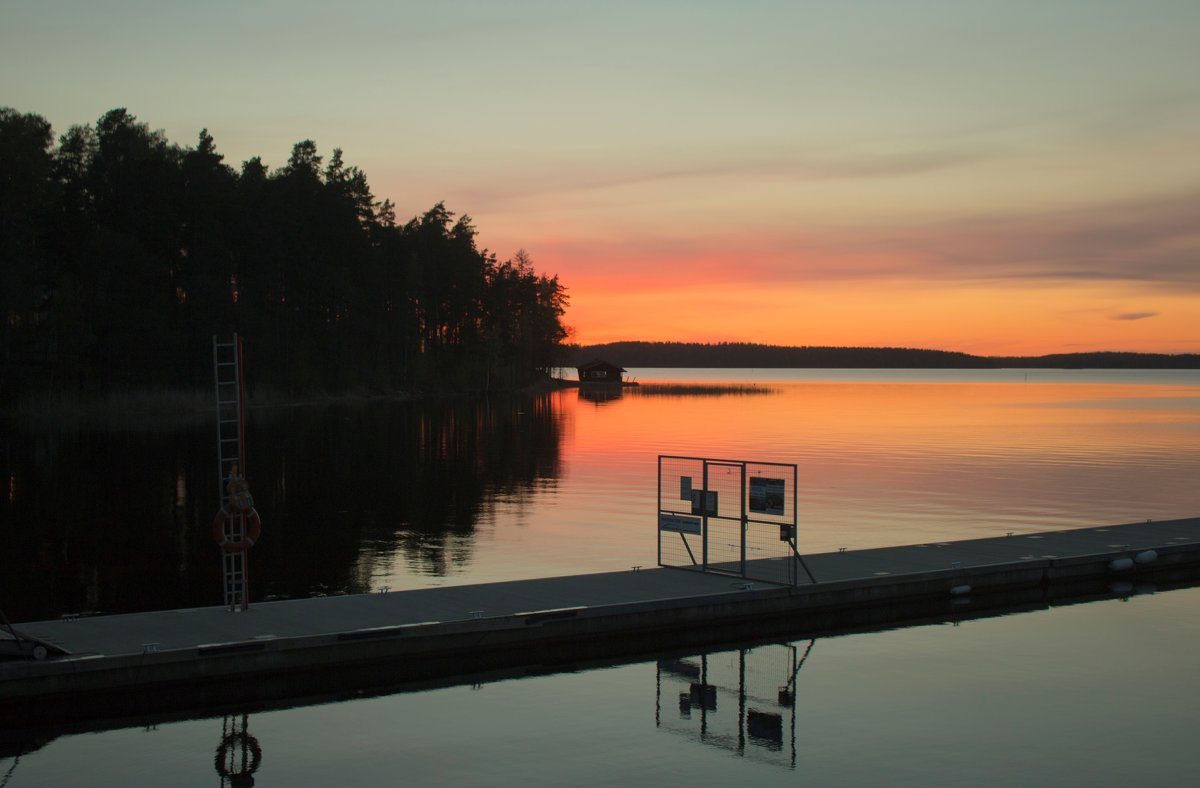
561 379 1200 552
370 375 1197 589
574 382 1200 457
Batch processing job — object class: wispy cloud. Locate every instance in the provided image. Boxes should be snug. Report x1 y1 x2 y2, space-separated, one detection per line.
453 144 1000 214
591 146 999 188
531 186 1200 296
903 189 1200 289
1113 312 1158 321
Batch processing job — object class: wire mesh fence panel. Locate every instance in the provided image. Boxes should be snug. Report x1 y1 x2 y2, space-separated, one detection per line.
658 456 800 585
704 462 745 574
658 456 707 571
743 461 800 586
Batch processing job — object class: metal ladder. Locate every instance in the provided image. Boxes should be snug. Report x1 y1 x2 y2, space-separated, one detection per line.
213 334 249 611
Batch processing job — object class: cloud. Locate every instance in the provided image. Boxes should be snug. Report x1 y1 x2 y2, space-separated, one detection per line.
529 186 1200 297
587 146 999 188
676 187 1200 291
452 144 1000 215
1113 312 1158 321
910 189 1200 289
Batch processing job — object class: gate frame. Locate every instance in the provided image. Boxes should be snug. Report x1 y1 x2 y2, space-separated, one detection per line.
657 455 815 586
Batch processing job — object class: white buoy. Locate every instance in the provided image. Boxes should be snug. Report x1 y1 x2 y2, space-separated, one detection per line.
1134 549 1158 565
950 584 972 596
1108 580 1134 595
1108 557 1134 572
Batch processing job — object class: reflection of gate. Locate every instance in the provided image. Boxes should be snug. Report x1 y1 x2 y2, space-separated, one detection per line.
655 640 816 769
657 455 813 586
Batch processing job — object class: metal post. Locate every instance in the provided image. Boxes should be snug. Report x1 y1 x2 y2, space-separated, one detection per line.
739 462 747 578
235 334 248 612
656 455 662 569
701 461 710 571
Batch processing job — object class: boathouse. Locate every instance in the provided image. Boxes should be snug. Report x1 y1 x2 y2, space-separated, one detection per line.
577 359 625 384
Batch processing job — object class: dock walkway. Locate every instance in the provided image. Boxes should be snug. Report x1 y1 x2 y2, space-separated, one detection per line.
3 517 1198 723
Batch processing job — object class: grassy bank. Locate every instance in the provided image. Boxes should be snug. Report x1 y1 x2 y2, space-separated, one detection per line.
4 387 213 432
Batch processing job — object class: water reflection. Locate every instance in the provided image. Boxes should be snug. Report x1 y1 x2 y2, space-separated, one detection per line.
215 713 262 788
657 640 814 770
4 370 1196 622
578 385 624 405
0 393 565 620
4 578 1200 785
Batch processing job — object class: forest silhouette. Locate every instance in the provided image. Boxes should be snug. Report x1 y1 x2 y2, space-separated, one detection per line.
574 342 1200 369
1 107 572 401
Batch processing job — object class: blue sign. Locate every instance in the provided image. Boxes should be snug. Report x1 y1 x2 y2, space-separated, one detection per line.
659 514 702 535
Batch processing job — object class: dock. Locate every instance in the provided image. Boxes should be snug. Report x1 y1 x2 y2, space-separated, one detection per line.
3 516 1199 725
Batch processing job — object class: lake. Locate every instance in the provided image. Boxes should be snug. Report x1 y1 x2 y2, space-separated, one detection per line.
2 368 1199 785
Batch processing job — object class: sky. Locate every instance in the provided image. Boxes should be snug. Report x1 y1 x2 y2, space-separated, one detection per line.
3 0 1199 355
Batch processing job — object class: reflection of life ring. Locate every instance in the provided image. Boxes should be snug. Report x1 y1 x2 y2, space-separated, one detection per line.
211 506 262 553
214 730 262 778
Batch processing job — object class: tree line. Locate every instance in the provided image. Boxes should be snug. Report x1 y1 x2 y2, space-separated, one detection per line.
575 342 1200 369
1 107 572 401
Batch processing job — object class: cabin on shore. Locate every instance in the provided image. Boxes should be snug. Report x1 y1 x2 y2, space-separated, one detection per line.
576 359 626 385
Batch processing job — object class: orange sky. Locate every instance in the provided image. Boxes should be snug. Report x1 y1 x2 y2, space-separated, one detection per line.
5 2 1199 355
482 186 1200 354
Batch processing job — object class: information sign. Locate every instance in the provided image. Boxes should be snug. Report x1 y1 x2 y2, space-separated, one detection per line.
749 476 786 515
659 513 702 535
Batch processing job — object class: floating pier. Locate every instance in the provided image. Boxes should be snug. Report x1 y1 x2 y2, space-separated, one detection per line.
3 517 1198 725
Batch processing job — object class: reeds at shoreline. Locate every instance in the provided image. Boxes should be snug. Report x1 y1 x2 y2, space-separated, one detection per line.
629 382 777 397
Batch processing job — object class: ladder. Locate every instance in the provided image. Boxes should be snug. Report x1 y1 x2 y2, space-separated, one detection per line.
213 334 249 611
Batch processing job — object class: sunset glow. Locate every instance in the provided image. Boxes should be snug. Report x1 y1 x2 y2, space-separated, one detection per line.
4 1 1198 355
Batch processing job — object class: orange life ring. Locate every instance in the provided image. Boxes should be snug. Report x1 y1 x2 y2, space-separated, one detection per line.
212 506 262 553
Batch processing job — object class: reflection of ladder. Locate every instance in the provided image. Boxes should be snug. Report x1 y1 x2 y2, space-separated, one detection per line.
213 334 248 611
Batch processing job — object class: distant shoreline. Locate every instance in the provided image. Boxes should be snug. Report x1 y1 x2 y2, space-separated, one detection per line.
572 342 1200 370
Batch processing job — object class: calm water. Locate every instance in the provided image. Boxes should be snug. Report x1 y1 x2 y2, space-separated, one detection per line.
3 369 1199 784
4 589 1200 787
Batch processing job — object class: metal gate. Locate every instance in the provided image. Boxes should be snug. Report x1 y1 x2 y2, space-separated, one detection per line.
657 455 812 586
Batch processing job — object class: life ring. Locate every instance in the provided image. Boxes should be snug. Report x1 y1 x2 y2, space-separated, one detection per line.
212 506 262 553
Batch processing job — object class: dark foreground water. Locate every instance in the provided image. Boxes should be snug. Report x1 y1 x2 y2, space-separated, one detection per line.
4 586 1199 786
2 369 1198 784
